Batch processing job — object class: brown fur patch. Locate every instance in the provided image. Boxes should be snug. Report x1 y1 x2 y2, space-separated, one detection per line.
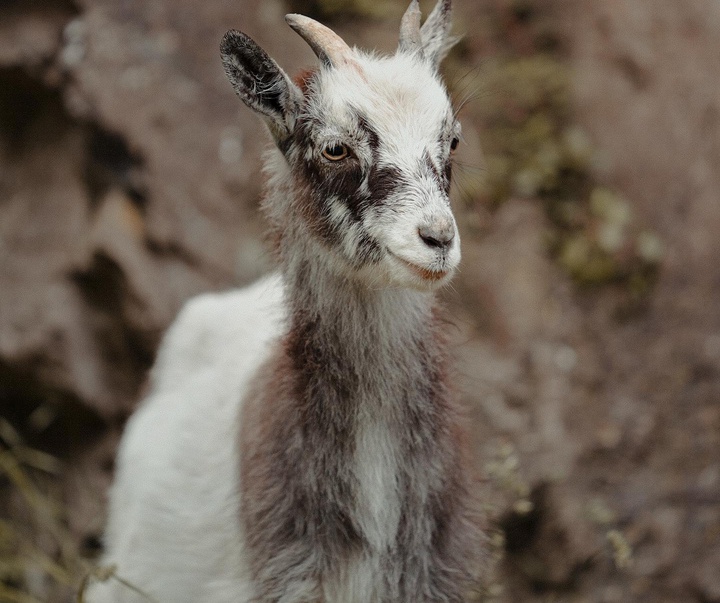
293 68 317 95
239 291 487 601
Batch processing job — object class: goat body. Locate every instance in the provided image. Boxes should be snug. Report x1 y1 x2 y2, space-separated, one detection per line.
87 2 486 601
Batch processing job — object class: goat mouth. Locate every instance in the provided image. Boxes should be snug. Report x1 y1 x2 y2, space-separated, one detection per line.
394 255 450 282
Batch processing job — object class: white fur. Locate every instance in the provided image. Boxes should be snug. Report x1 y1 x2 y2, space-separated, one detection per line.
85 275 285 602
353 416 400 553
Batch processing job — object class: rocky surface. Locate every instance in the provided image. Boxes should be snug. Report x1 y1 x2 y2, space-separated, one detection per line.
1 1 719 601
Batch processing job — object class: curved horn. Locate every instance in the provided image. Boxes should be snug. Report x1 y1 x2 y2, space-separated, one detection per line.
398 0 423 55
285 14 354 68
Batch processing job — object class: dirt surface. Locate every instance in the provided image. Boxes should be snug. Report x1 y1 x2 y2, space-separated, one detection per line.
1 0 718 601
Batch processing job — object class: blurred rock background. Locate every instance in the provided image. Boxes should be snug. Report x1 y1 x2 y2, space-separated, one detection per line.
1 0 719 601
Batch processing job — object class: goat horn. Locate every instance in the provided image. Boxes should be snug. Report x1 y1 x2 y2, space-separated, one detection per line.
285 14 354 68
398 0 423 55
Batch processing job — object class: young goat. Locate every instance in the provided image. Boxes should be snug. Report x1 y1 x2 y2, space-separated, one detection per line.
86 1 487 601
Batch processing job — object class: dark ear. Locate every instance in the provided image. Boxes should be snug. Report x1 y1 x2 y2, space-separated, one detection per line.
420 0 456 68
220 30 303 142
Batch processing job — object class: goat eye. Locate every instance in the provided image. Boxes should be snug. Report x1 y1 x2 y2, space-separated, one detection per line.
322 144 349 161
450 137 459 152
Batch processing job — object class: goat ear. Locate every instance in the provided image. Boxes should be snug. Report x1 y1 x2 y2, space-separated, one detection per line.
420 0 457 67
221 30 302 142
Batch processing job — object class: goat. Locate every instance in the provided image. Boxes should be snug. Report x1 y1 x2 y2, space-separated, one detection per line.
85 1 487 601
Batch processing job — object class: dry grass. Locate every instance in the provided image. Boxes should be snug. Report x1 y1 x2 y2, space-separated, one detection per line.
0 418 88 603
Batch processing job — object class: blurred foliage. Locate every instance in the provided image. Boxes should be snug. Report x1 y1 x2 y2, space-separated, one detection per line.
0 419 83 602
471 55 572 206
449 2 663 295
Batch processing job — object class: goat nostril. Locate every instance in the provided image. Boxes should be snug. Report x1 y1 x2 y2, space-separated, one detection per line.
418 225 454 249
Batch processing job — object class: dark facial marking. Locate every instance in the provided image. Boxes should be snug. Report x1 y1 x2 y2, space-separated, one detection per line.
444 161 452 193
367 163 405 205
424 151 442 182
355 113 381 159
423 150 452 195
355 112 411 210
286 116 385 265
355 232 383 265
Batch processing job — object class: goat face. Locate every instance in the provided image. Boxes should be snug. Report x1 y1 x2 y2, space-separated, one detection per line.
221 1 461 291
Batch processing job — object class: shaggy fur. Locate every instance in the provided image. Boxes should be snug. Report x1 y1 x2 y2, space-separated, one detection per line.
86 2 487 601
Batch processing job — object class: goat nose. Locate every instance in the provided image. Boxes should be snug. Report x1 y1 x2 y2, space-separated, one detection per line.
418 220 455 250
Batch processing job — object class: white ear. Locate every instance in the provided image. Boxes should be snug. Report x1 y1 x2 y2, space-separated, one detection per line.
420 0 456 67
220 30 303 142
398 0 423 56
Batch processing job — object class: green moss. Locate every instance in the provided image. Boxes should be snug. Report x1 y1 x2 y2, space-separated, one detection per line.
469 55 581 207
454 50 663 293
558 233 617 285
